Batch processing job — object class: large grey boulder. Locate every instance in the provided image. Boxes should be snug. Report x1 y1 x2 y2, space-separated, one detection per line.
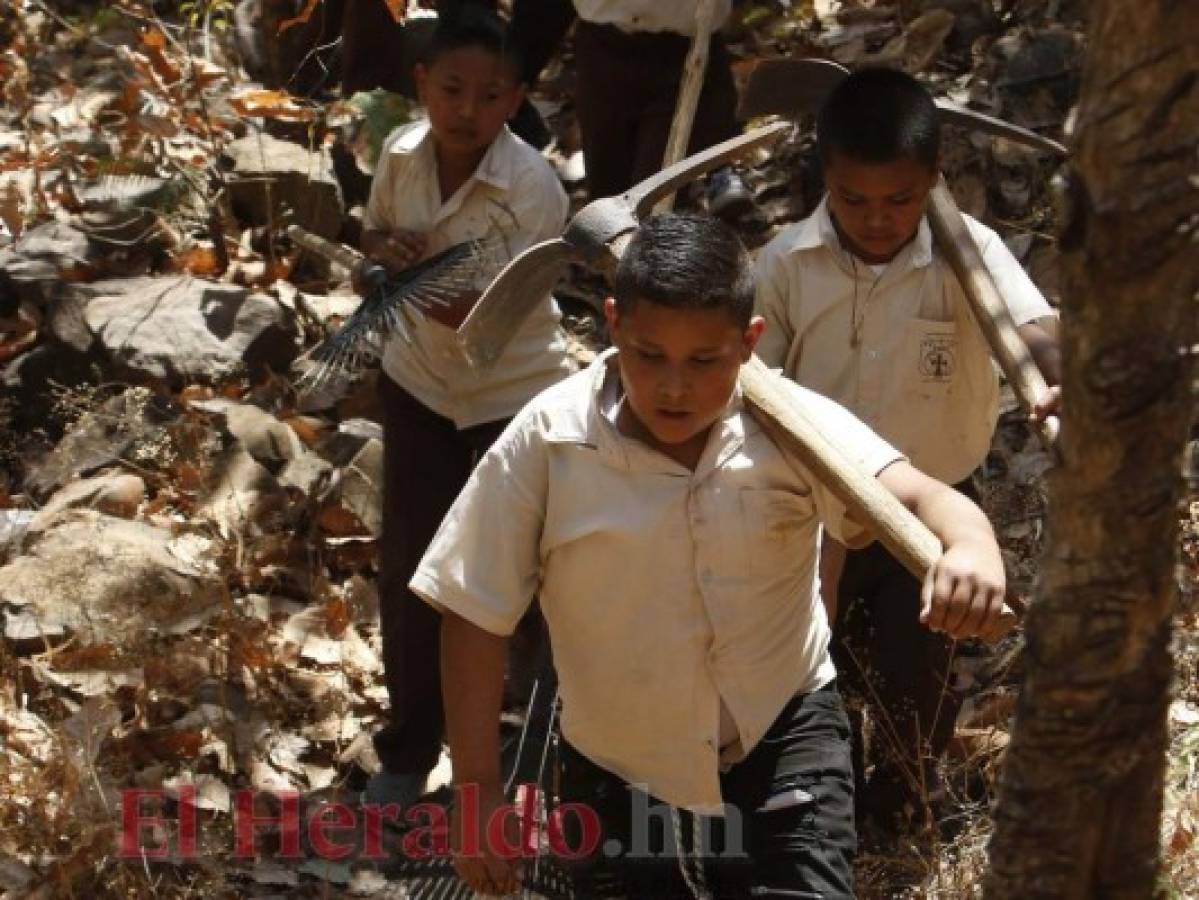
84 275 299 383
0 511 222 646
223 132 344 239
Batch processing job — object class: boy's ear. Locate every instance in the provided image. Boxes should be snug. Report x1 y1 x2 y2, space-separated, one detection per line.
414 62 429 103
741 316 766 361
603 297 619 335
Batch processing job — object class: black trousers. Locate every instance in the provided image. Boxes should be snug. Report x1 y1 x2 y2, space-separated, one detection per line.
556 683 856 899
373 375 509 774
830 477 978 827
573 20 740 200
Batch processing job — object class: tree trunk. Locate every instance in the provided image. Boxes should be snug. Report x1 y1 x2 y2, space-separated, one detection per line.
984 4 1198 898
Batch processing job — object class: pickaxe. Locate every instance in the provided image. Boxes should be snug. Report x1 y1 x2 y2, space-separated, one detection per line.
456 125 1020 642
739 56 1064 450
652 0 720 213
456 122 791 370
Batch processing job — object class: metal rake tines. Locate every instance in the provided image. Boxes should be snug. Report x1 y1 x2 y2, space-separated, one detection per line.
392 238 492 312
297 238 498 391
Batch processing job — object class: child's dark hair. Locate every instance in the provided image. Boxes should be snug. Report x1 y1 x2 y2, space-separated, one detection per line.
817 67 940 170
423 2 523 80
613 213 755 328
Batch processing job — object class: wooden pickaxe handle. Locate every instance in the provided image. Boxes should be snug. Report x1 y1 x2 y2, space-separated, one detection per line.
927 179 1060 450
739 355 1022 642
652 0 719 214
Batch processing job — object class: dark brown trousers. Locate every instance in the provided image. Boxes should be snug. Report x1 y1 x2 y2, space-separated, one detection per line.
373 375 509 774
573 20 740 200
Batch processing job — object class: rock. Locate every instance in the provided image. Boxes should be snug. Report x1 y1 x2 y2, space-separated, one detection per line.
0 221 94 311
190 397 333 496
906 0 1001 57
893 9 957 73
25 388 178 500
0 510 34 563
223 132 344 239
317 436 382 538
196 442 288 538
30 471 146 528
0 510 222 646
189 398 305 472
278 450 333 497
996 27 1081 89
84 275 299 384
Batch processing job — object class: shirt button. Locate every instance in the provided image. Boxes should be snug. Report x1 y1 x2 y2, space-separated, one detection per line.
868 350 880 359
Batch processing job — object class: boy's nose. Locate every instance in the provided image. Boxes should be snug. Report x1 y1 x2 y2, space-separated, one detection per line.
865 206 889 229
658 369 689 401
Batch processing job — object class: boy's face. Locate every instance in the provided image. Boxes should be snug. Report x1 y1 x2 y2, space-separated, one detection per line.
415 47 525 163
605 297 765 467
824 154 938 265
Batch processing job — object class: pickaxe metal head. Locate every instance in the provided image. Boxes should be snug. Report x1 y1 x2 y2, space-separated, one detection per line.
738 57 1068 158
456 121 791 370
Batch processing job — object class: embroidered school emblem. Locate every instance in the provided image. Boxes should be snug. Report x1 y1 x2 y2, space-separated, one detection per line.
919 335 956 380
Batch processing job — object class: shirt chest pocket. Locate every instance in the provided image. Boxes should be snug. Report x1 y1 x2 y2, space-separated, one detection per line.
903 317 959 394
740 488 815 578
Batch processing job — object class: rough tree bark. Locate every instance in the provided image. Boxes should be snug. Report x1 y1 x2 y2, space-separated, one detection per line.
985 3 1198 898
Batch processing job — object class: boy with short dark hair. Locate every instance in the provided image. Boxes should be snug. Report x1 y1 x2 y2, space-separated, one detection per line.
414 213 1009 897
754 67 1061 838
361 4 574 809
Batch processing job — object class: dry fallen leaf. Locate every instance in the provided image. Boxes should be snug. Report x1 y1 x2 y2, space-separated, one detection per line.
0 180 22 238
229 89 317 123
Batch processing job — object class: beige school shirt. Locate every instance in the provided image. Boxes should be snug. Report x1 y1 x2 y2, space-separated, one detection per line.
364 121 574 429
573 0 732 35
411 350 903 811
754 199 1053 485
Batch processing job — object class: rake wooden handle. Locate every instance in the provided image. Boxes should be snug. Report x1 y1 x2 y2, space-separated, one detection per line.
927 179 1060 450
739 356 1021 642
286 223 363 273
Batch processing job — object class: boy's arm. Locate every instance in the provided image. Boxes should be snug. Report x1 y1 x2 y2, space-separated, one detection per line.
361 126 430 272
409 410 549 893
441 613 522 896
875 459 1007 637
969 216 1062 417
1016 320 1062 420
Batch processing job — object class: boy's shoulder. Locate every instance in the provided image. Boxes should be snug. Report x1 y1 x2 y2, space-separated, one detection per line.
379 120 432 157
757 202 832 265
506 356 606 443
496 128 567 193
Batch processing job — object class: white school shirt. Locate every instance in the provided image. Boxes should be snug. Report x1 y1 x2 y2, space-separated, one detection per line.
754 198 1053 484
573 0 732 36
364 121 574 429
411 350 903 811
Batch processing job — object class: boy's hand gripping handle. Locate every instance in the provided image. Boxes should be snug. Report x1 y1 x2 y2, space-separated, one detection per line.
739 355 1022 643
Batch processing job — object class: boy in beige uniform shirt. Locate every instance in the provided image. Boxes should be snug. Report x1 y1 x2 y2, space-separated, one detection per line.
360 6 574 810
754 68 1061 840
414 214 1011 898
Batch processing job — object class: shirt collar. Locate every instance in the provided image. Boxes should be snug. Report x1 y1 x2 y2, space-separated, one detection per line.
386 120 517 192
552 349 748 477
783 196 935 271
